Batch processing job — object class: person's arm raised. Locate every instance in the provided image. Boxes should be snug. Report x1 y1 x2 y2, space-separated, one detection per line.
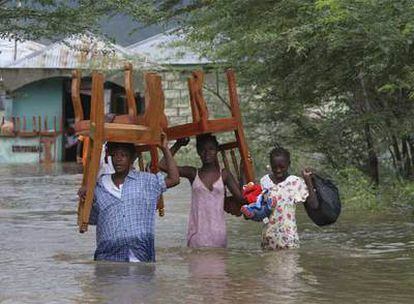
158 137 196 181
158 133 180 188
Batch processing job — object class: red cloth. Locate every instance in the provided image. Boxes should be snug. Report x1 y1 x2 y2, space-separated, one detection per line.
242 183 263 204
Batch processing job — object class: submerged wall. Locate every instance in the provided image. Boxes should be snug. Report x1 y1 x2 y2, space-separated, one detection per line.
0 78 63 163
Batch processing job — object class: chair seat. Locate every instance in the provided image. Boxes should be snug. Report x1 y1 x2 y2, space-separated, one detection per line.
165 117 239 140
90 122 160 145
75 114 139 132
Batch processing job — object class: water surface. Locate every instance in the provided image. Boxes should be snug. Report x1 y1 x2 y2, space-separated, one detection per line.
0 164 413 303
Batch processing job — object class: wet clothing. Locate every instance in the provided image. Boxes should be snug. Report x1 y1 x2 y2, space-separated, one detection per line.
187 170 227 248
260 175 309 249
101 175 139 262
90 170 166 262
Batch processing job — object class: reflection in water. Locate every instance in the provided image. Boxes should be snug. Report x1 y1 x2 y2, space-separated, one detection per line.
188 250 228 279
262 250 306 297
186 251 229 303
0 163 413 304
77 262 156 303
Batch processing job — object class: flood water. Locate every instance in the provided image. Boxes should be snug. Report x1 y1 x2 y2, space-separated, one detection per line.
0 164 413 304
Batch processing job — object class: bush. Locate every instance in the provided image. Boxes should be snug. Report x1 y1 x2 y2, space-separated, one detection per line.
333 167 414 211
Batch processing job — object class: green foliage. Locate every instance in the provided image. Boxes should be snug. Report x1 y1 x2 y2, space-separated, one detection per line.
0 0 158 40
138 0 414 185
331 167 414 211
334 167 378 210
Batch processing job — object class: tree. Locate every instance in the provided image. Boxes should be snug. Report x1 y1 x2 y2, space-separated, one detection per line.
0 0 157 40
3 0 414 184
132 0 414 184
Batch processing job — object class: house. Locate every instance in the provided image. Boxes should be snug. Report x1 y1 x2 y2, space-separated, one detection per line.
127 30 230 126
127 29 212 66
0 33 160 163
0 30 231 164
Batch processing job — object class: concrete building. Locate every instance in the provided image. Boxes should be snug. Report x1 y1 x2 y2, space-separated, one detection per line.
0 33 157 163
0 31 231 164
127 30 231 127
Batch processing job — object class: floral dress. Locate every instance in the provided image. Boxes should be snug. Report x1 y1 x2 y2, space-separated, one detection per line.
260 175 309 250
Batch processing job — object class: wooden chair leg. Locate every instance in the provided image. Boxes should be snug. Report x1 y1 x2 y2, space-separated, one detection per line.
79 71 105 233
149 146 165 217
77 136 92 227
226 69 255 183
79 136 103 233
188 77 200 123
235 128 254 183
191 71 209 131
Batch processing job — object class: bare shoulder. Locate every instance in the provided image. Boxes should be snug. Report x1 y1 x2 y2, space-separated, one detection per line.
178 166 197 180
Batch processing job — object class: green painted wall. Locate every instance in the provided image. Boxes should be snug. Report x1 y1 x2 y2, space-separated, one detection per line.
13 78 63 130
5 77 64 162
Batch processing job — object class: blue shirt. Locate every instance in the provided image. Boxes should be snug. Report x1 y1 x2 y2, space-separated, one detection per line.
90 170 166 262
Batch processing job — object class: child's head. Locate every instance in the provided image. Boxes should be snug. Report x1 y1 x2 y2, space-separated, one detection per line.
269 146 290 178
196 133 219 165
107 142 137 173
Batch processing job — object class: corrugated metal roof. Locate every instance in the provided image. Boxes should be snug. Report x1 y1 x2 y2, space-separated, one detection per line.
127 30 212 65
6 33 160 70
0 38 45 68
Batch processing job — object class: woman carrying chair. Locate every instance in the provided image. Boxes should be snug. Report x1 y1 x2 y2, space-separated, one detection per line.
159 134 245 248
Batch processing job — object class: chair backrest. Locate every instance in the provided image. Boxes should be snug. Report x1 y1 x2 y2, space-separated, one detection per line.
218 142 242 182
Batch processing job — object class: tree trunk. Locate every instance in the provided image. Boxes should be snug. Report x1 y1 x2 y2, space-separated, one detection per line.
402 136 413 179
364 123 379 186
407 137 414 168
391 135 402 175
357 73 380 186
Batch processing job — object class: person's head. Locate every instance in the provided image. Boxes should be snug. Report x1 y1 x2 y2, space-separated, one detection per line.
107 142 136 173
196 133 219 165
269 146 291 179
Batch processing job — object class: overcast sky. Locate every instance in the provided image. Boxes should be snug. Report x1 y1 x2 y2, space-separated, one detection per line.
101 15 165 46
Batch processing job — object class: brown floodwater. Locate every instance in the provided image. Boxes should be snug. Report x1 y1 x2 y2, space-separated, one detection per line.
0 164 413 303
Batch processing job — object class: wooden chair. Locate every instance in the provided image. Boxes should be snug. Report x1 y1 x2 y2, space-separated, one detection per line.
166 69 255 215
72 64 166 220
165 69 255 207
76 71 164 233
